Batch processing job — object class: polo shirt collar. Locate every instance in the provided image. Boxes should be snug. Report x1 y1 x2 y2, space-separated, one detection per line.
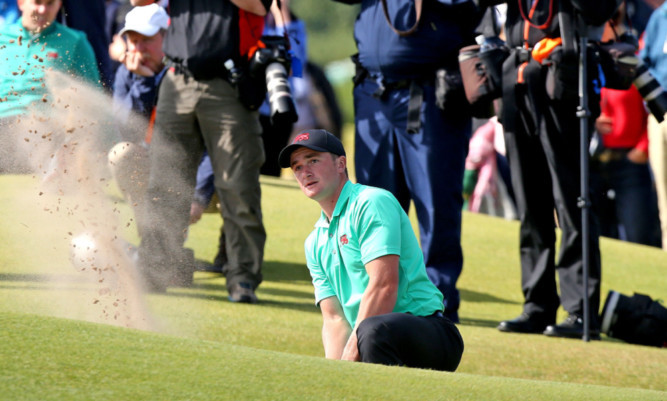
314 180 353 228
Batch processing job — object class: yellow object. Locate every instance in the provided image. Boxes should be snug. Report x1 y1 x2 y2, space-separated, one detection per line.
531 37 562 64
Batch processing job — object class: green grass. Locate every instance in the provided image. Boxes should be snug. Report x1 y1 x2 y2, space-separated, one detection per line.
1 170 666 400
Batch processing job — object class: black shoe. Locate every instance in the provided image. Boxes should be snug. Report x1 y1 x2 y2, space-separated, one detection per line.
543 314 601 339
498 313 552 334
228 282 258 304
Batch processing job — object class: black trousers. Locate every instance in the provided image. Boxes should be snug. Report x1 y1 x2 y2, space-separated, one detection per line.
356 312 463 372
500 56 601 327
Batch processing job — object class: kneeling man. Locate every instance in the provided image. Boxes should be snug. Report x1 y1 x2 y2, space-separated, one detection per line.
279 129 464 370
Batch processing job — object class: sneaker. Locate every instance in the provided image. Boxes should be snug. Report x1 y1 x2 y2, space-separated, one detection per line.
228 282 258 304
543 314 600 339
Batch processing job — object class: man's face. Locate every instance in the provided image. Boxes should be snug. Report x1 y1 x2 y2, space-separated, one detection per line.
125 30 165 73
18 0 62 32
290 148 345 202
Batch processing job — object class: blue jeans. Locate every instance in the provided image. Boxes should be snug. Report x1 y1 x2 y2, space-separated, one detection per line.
353 79 471 321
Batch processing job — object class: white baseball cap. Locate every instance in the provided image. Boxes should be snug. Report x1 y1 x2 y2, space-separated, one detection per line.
119 4 169 38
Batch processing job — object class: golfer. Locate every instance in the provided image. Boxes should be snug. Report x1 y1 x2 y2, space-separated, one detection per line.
278 129 464 371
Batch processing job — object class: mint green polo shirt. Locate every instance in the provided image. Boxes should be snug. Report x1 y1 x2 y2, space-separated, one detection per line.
304 181 444 328
0 18 100 119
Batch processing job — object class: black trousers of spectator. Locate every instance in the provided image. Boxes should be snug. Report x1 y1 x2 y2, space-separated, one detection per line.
500 55 602 327
356 312 463 372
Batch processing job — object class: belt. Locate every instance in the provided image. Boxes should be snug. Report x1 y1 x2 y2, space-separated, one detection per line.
360 73 426 135
163 57 230 82
596 148 631 163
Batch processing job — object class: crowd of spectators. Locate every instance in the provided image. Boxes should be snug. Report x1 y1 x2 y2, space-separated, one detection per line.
1 0 666 369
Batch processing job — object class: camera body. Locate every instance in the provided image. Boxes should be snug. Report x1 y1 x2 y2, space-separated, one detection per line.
634 60 667 123
248 35 298 127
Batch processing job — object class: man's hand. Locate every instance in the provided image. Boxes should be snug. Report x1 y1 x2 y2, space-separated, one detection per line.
595 114 613 135
627 148 649 164
109 34 127 63
270 0 291 25
189 202 206 225
320 297 352 359
340 332 360 361
230 0 269 16
124 51 156 77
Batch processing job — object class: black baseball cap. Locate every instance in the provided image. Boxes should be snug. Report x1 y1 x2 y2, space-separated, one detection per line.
278 129 346 168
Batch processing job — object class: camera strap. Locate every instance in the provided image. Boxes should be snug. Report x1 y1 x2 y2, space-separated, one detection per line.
406 81 423 134
380 0 423 37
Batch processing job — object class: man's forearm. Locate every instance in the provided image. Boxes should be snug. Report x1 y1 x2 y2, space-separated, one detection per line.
230 0 269 15
322 316 351 359
130 0 268 16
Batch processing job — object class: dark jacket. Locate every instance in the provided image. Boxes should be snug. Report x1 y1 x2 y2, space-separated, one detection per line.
334 0 480 79
163 0 271 80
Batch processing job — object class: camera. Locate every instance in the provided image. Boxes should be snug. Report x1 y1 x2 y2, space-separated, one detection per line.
634 60 667 123
248 35 298 127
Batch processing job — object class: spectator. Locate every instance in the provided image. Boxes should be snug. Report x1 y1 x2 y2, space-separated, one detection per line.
58 0 113 88
463 116 516 219
278 129 463 370
107 3 169 217
130 0 269 302
332 0 481 323
493 0 621 339
640 0 667 250
107 4 227 275
590 5 661 247
0 0 100 172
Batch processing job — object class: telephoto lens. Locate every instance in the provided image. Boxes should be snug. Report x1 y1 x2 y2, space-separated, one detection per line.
634 60 667 122
266 62 298 127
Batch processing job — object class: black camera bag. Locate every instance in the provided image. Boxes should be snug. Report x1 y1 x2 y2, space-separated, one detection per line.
601 290 667 347
458 44 507 118
597 40 639 90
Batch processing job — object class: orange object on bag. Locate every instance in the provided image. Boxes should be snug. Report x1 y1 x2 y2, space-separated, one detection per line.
531 37 562 64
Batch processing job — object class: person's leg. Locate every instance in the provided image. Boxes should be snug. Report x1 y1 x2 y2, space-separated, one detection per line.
137 71 203 291
393 84 470 322
196 77 266 295
353 80 411 210
502 124 559 322
497 67 560 331
648 115 667 250
541 98 601 333
609 158 661 246
356 312 463 372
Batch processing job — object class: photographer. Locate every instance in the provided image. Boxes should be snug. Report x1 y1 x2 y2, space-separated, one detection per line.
332 0 482 323
590 6 661 248
129 0 270 302
640 1 667 250
488 0 622 339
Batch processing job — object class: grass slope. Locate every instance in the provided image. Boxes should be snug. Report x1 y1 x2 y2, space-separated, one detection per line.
1 312 664 401
1 173 666 400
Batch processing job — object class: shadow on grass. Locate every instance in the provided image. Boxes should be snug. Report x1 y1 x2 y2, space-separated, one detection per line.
166 285 317 314
460 288 517 304
261 261 312 283
459 316 503 329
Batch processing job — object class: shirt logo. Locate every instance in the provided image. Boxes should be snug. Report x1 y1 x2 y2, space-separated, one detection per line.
339 234 348 246
293 133 309 143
